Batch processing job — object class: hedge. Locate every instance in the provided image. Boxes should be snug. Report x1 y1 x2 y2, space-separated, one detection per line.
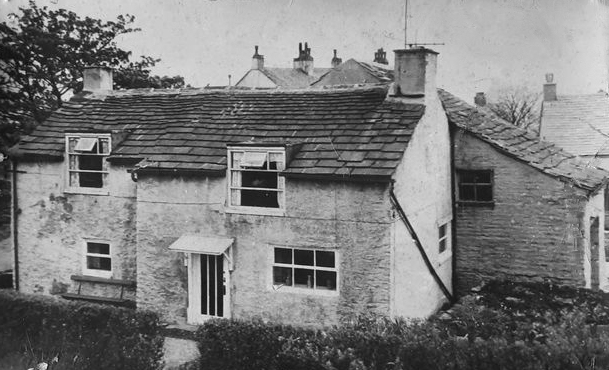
196 281 609 370
0 290 164 370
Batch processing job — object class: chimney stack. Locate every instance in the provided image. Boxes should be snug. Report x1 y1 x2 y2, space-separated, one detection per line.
83 66 113 92
293 42 314 75
331 49 342 68
252 45 264 70
373 48 388 65
474 92 487 107
393 47 438 98
543 73 557 101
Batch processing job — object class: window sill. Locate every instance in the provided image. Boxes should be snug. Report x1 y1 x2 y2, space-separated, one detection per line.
437 251 452 265
457 201 495 208
82 269 113 279
226 206 285 217
65 187 110 196
270 284 339 297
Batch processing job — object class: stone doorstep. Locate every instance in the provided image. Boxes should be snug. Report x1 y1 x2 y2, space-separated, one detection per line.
163 337 200 370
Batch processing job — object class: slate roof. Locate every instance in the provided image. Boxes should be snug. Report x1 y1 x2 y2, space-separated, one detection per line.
13 85 424 182
438 89 608 192
260 67 330 88
540 93 609 156
312 59 393 87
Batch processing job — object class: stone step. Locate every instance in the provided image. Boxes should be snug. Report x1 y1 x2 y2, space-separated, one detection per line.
163 337 200 370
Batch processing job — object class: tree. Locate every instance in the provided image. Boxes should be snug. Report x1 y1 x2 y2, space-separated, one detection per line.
486 87 542 134
0 1 185 153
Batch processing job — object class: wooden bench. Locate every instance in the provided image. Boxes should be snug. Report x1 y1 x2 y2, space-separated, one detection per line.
61 275 136 308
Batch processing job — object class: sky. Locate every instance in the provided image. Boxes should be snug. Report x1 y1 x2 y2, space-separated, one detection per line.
1 0 608 102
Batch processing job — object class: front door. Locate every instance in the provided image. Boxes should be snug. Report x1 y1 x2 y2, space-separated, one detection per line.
187 253 230 324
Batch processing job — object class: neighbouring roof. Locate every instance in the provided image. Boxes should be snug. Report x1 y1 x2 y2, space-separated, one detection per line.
540 93 609 156
13 85 425 182
438 89 608 192
260 67 330 88
312 59 393 87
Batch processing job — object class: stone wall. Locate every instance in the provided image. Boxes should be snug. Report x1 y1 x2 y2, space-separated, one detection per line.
136 174 394 327
453 129 604 293
15 161 137 298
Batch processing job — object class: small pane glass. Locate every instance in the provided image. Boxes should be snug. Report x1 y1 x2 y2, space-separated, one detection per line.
274 248 292 264
477 185 493 202
460 185 476 201
294 268 314 288
316 270 337 290
439 224 447 238
87 256 111 271
315 251 335 268
294 249 314 266
439 239 447 253
273 266 292 286
87 242 110 255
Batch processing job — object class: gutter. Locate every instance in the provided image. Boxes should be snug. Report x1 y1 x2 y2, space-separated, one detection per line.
389 187 454 303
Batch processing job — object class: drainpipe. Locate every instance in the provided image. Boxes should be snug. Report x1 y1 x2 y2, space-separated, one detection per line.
449 125 458 299
389 185 454 303
11 159 19 291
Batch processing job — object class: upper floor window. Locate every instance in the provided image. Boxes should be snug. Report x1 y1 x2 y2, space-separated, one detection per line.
227 147 285 214
66 134 110 193
456 169 493 205
438 223 449 254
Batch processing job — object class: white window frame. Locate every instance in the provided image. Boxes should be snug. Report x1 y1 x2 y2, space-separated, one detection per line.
82 239 113 278
437 220 452 264
226 147 286 216
270 246 339 296
65 133 111 195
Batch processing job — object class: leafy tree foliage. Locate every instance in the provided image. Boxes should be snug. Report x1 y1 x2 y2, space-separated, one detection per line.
0 1 185 154
487 87 541 134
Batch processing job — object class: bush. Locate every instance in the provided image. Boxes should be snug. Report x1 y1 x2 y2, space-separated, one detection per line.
195 282 609 370
0 290 164 370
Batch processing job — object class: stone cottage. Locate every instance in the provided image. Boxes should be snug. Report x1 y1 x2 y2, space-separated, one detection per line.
439 89 609 293
10 48 454 326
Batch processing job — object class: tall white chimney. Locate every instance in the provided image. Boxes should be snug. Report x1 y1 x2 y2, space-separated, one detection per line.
83 66 113 92
393 47 438 98
251 45 264 70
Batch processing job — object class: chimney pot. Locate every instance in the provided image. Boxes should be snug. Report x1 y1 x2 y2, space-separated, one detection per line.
392 48 438 98
83 66 113 92
474 92 487 107
374 47 389 65
293 41 314 74
331 49 342 68
543 73 557 101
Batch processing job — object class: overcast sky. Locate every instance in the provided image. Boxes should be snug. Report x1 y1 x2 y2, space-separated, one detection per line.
1 0 608 102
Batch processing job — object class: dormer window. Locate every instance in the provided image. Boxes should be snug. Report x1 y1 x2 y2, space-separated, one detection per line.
66 134 110 194
227 147 285 215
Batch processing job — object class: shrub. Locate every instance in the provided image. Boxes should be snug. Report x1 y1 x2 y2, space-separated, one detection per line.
195 287 609 370
0 290 164 370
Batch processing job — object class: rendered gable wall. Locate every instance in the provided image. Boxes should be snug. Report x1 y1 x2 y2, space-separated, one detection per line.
390 94 453 317
14 161 137 298
235 70 278 88
453 129 606 293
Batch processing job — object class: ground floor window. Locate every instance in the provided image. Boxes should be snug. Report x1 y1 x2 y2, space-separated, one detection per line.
84 241 112 278
273 247 337 291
